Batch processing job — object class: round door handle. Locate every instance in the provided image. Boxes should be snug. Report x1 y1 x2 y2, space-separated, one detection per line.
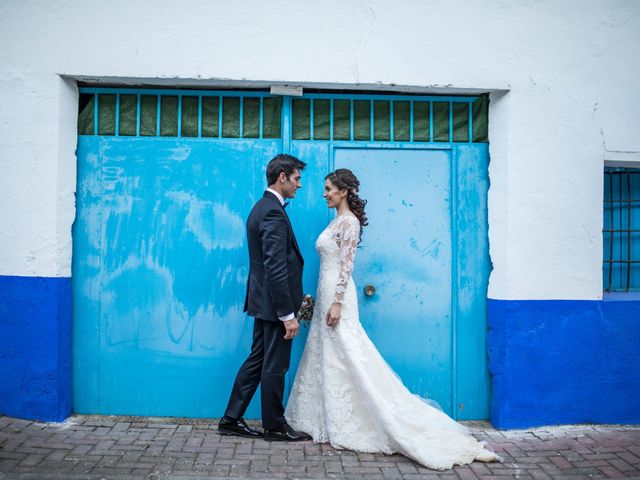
364 284 376 297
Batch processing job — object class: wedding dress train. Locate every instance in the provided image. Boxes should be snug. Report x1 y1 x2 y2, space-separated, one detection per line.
285 214 500 470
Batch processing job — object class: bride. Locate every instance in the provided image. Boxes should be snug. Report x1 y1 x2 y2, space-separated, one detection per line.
285 168 502 470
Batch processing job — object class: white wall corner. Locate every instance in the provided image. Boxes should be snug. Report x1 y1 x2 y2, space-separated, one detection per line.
56 76 79 278
487 90 510 300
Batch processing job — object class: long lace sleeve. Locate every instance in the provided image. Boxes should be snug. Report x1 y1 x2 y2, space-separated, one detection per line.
334 215 360 304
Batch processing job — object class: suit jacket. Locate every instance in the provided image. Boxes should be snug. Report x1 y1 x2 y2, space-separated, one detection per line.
243 191 304 321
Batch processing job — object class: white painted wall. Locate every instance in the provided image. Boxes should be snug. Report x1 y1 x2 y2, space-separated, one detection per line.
1 0 639 299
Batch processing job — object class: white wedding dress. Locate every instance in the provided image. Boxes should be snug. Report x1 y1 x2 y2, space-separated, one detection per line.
285 214 498 470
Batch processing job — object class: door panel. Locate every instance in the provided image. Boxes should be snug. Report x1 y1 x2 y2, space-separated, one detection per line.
334 148 454 412
74 138 281 417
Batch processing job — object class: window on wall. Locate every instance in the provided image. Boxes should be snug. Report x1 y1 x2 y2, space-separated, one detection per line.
603 167 640 292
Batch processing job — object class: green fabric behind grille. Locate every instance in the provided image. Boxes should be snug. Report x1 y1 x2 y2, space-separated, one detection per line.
119 95 137 136
333 100 350 140
472 95 489 142
354 100 370 141
98 94 116 135
292 99 310 140
243 98 260 138
313 100 330 140
181 96 198 137
222 97 240 138
78 94 94 135
160 96 178 136
453 102 469 142
433 102 450 142
374 101 390 141
413 102 430 142
78 91 486 143
140 95 157 136
263 97 281 139
393 101 410 141
202 97 219 137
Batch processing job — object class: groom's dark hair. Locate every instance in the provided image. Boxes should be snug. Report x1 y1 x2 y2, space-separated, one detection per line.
266 154 306 186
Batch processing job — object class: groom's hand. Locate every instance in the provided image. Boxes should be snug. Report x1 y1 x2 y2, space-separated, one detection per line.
283 318 300 340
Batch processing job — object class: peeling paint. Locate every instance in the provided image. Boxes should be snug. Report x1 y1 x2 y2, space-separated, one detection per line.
166 191 244 251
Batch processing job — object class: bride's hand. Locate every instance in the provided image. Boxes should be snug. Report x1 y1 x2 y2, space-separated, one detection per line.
326 303 341 327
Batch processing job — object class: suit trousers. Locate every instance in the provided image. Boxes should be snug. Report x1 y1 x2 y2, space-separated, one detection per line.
223 318 293 430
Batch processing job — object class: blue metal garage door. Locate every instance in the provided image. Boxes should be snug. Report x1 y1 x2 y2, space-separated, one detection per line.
73 88 490 420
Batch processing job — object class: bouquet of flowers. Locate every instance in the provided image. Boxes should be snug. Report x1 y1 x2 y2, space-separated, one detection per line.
297 294 315 326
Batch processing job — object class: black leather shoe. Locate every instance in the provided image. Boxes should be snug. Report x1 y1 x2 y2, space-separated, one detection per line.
263 423 312 442
218 417 262 438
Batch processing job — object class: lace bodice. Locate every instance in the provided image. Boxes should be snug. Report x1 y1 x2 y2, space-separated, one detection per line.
316 214 360 304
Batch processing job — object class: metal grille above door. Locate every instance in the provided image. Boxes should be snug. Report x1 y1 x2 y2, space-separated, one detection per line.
78 89 489 144
78 90 282 139
291 95 488 143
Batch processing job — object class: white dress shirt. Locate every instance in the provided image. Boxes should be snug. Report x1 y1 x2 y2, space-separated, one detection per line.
265 188 295 322
266 187 285 206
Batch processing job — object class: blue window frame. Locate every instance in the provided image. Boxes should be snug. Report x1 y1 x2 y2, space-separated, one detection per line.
603 167 640 291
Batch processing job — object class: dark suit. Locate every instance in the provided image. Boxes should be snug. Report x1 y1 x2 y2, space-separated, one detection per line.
224 191 304 429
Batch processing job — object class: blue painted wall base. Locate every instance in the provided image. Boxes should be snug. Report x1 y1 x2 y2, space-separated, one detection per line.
0 275 72 422
3 269 639 428
488 296 640 429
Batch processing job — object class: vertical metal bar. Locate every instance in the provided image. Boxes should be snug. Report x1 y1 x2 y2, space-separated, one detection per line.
390 101 394 142
468 100 473 143
450 145 459 418
449 100 453 142
115 94 120 136
429 101 434 142
329 99 334 141
370 99 374 141
619 172 623 289
310 99 314 140
93 93 98 135
409 100 414 142
282 96 292 154
197 96 202 138
136 94 141 137
218 96 223 137
349 99 354 142
239 96 244 138
177 94 182 138
607 172 614 291
627 172 632 290
259 96 264 139
156 95 161 136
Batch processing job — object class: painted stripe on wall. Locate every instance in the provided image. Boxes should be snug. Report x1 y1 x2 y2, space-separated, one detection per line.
2 272 639 427
488 296 640 429
0 275 71 421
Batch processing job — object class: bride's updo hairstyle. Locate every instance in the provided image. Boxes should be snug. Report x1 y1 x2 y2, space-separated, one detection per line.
325 168 369 241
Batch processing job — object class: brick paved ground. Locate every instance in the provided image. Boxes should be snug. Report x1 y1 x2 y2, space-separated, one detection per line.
0 415 639 480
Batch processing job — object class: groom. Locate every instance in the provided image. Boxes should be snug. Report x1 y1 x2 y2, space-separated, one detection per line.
218 154 311 442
